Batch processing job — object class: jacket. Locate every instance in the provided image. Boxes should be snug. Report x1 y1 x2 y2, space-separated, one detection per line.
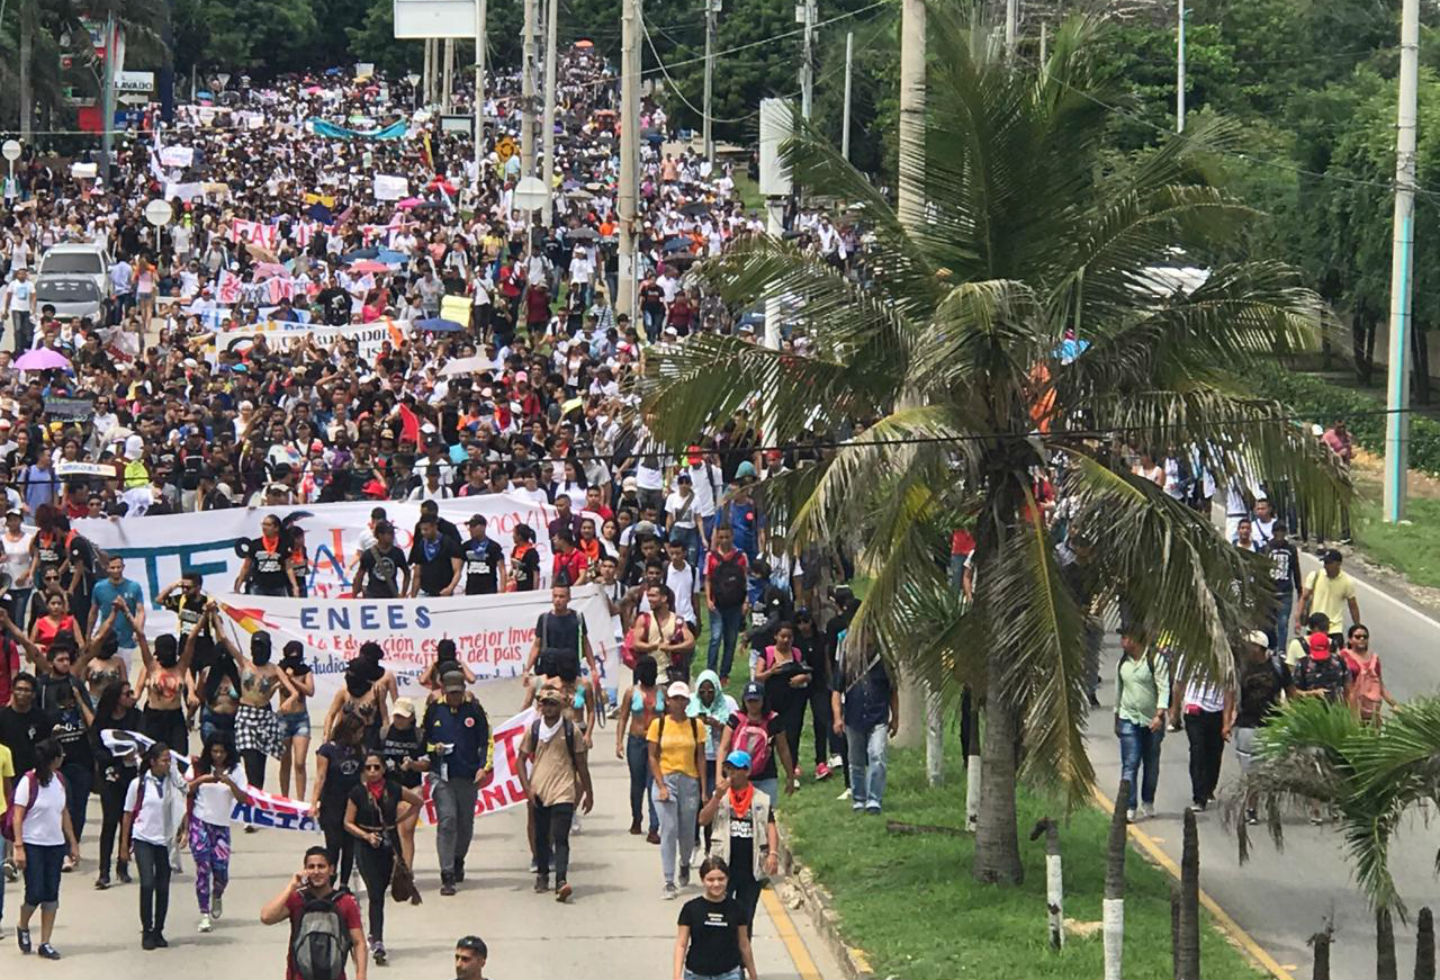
708 787 773 882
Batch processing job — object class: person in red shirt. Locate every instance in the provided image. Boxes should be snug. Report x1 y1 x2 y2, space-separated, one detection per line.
552 529 589 586
260 846 368 980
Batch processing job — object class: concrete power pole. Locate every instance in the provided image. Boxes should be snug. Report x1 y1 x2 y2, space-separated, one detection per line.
799 0 816 120
521 0 538 176
423 39 433 106
1176 0 1186 132
1005 0 1017 58
841 30 853 161
474 0 487 170
443 38 454 113
1385 0 1420 522
703 0 717 165
541 0 558 226
896 0 924 230
617 0 640 326
101 12 117 186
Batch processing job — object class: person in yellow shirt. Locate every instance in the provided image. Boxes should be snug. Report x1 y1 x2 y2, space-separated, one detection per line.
647 681 707 900
1295 550 1361 647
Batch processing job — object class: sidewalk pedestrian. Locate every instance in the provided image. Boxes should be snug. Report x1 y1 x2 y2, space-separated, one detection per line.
120 741 183 950
615 655 661 839
649 681 707 900
1294 550 1360 648
1341 624 1396 725
186 734 250 933
422 669 492 895
697 750 779 928
829 636 897 815
1233 631 1295 824
312 714 367 890
1173 669 1234 813
519 687 594 902
1113 629 1171 822
259 846 368 980
12 737 79 959
672 856 758 980
719 682 796 805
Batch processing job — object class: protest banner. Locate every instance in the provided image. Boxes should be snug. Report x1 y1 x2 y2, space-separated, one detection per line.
206 317 408 362
159 145 194 168
440 294 470 326
44 395 95 421
74 493 575 628
214 586 619 704
374 174 409 201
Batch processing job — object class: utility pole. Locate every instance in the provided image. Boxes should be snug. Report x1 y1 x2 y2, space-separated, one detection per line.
1005 0 1017 58
1385 0 1420 522
617 0 640 325
841 30 853 161
1176 0 1186 132
442 38 454 113
799 0 816 120
703 0 717 165
541 0 558 226
423 39 433 106
1040 20 1047 65
897 0 924 230
521 0 537 176
474 0 487 170
100 12 117 186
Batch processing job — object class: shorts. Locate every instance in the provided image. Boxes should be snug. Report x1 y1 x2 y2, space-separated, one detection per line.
1234 726 1258 774
537 650 580 683
278 711 311 739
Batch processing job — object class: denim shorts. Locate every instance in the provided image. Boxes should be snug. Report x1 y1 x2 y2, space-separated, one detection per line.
278 711 311 739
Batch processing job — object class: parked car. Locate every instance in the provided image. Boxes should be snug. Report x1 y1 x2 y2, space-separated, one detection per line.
37 242 112 300
34 275 107 321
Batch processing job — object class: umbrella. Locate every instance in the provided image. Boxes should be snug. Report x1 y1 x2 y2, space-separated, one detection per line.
15 349 72 372
440 355 489 376
428 177 457 193
416 317 464 333
643 130 664 145
349 259 391 273
680 201 710 217
411 201 446 212
663 236 692 253
245 242 280 264
396 197 422 210
341 247 379 262
375 248 407 265
196 91 214 100
253 262 290 279
566 189 595 201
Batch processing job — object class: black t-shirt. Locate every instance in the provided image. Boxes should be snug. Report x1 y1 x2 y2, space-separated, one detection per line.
512 546 541 592
463 537 505 595
248 539 289 592
678 895 745 976
536 610 585 659
0 705 54 776
727 801 775 883
379 723 425 789
1236 655 1292 729
726 710 783 781
317 287 351 326
409 534 462 595
50 702 93 768
66 535 98 597
317 741 364 818
359 545 409 598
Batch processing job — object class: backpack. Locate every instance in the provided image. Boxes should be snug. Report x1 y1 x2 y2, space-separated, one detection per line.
368 546 397 593
621 612 652 669
711 552 746 609
655 712 701 757
290 887 354 980
3 770 65 843
527 718 578 769
729 711 773 776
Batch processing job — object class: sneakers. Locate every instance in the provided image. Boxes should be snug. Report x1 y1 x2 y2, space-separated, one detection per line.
61 854 76 873
678 865 690 887
837 786 852 802
371 939 387 966
662 882 678 901
814 762 832 780
17 927 32 954
629 820 643 836
534 874 550 893
1138 802 1155 820
38 943 61 960
198 914 213 934
1126 808 1137 823
556 881 572 903
153 932 169 948
865 803 882 815
143 932 157 951
1245 807 1259 826
1189 800 1208 813
529 859 539 874
244 825 258 835
828 753 844 770
440 873 457 897
2 859 17 882
95 873 111 890
211 894 223 920
852 800 865 812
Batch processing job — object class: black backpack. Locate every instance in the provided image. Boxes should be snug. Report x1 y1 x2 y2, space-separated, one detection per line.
711 552 747 609
290 888 353 980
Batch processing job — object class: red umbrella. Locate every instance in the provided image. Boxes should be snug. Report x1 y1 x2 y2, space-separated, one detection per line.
428 177 457 194
349 259 390 274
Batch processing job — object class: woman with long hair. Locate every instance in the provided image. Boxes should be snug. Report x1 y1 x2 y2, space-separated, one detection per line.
377 698 427 870
616 655 661 839
510 523 541 592
672 856 757 980
29 591 80 657
311 713 367 889
343 750 422 966
187 734 250 933
12 737 79 959
648 681 707 900
120 740 184 950
276 640 315 800
91 678 142 890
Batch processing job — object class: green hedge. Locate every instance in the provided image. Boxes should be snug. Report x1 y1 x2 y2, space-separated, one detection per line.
1256 364 1440 477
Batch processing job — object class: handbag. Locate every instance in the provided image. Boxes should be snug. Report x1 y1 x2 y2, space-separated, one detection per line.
389 839 422 905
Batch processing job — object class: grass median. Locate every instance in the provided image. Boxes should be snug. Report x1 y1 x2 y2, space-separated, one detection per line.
776 735 1265 980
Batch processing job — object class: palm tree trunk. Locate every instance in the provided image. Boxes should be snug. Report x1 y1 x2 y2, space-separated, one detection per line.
1029 818 1063 949
1311 922 1332 980
18 0 32 139
1103 778 1128 980
971 672 1023 885
1379 907 1398 980
1171 885 1181 980
1178 808 1200 980
925 682 944 786
1416 908 1435 980
964 690 980 832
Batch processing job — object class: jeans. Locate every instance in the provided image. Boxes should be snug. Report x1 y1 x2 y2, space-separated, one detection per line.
706 605 744 680
1117 719 1165 809
134 839 171 934
626 733 659 832
533 801 575 884
355 838 394 941
21 841 64 909
1184 709 1225 807
60 760 93 840
845 724 889 810
672 525 702 570
97 773 130 876
321 813 355 889
10 311 32 353
1270 593 1293 650
432 776 478 878
685 970 743 980
652 772 700 885
9 587 30 625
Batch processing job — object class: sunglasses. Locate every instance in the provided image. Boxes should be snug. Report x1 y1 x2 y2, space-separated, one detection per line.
363 763 384 770
43 574 59 581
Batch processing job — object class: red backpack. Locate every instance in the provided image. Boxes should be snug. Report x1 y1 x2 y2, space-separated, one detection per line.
730 711 774 776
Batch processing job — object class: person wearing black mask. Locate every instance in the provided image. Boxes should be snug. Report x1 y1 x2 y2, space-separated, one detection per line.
137 628 192 756
91 679 143 889
276 640 315 800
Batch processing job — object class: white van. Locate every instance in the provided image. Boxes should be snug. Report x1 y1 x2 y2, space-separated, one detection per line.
37 243 112 300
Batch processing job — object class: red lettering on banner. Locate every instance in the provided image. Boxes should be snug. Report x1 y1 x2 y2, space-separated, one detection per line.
494 723 527 773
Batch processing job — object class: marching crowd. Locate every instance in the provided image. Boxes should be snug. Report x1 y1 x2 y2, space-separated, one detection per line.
0 48 879 980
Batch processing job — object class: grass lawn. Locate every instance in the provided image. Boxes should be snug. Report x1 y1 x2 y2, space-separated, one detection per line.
1352 494 1440 589
777 735 1265 980
732 171 766 212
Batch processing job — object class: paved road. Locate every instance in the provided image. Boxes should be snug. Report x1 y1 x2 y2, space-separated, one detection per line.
1091 551 1440 980
2 677 841 980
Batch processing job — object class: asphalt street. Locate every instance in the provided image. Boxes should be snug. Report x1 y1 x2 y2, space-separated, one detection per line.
0 677 841 980
1091 550 1440 980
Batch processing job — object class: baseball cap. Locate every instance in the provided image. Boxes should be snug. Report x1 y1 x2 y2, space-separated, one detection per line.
666 681 691 699
442 669 467 693
686 444 703 465
735 460 757 480
391 697 416 719
537 687 565 705
725 750 753 770
742 680 764 702
1244 630 1270 648
622 476 638 492
1307 631 1332 660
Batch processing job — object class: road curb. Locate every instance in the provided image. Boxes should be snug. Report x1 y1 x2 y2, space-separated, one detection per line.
775 825 877 980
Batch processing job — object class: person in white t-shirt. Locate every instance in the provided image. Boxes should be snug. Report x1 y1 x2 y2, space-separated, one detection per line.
12 737 79 959
664 539 700 628
121 741 186 948
187 735 252 933
665 473 702 570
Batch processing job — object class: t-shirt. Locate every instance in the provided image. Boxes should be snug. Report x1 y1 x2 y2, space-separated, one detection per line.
379 723 425 789
317 742 365 819
678 895 745 976
0 706 53 777
123 770 175 845
462 538 504 595
247 538 290 592
1294 654 1350 703
536 610 585 660
13 770 67 845
191 764 248 826
409 534 461 595
91 577 144 646
647 714 702 779
0 742 12 816
512 545 541 591
1305 570 1357 631
283 888 363 980
522 721 587 806
359 545 408 598
1235 656 1292 729
726 710 784 781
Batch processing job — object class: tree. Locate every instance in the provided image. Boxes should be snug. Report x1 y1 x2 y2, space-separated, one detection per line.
639 8 1344 886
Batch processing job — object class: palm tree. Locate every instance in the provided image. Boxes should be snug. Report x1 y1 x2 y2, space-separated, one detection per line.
638 9 1344 884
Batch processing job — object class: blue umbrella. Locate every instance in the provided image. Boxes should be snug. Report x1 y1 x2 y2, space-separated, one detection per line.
1054 337 1091 365
375 248 407 266
340 246 379 262
196 91 214 100
663 236 690 253
416 317 464 333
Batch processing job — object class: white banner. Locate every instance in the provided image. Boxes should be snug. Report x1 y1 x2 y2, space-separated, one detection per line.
374 174 409 201
74 493 571 626
213 587 619 703
207 317 409 361
159 145 194 168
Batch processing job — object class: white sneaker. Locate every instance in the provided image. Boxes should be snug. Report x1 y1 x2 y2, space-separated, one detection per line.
198 914 212 934
837 786 852 801
1126 808 1137 823
1139 803 1155 819
828 754 844 770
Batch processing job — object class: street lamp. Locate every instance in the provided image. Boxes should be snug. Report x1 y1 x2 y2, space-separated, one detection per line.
406 72 422 111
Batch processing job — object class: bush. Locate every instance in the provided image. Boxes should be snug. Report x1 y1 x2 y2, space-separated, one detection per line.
1257 364 1440 477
